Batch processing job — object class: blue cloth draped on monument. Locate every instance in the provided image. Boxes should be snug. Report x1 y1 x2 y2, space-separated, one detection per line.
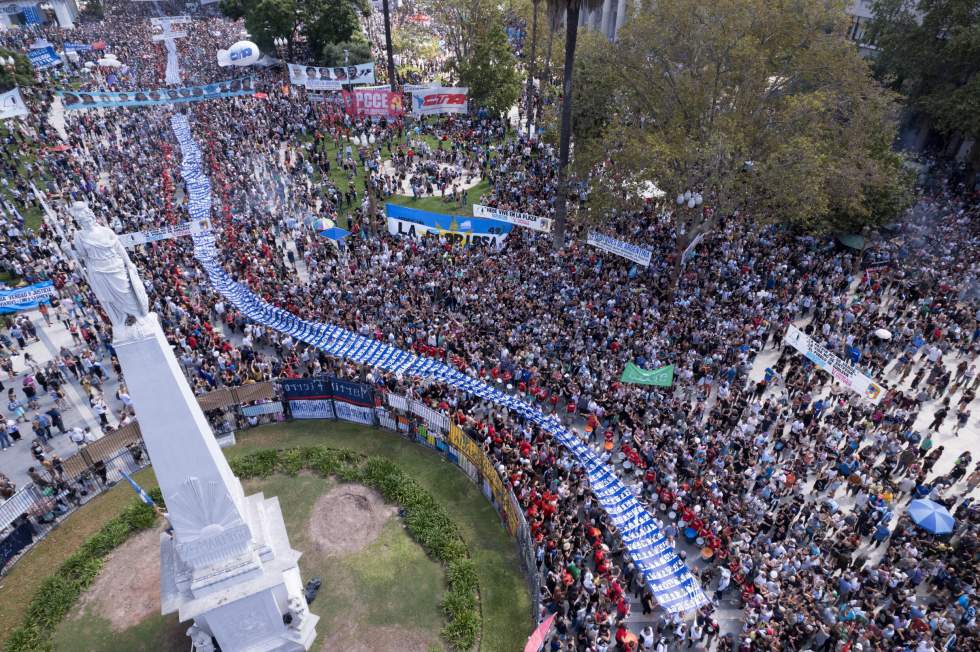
169 113 708 614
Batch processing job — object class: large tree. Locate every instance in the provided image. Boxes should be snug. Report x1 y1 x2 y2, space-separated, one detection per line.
868 0 980 159
220 0 368 64
459 23 522 115
575 0 913 280
547 0 604 249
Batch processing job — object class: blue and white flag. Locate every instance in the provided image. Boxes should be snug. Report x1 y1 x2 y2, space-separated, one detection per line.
170 114 708 614
121 470 155 507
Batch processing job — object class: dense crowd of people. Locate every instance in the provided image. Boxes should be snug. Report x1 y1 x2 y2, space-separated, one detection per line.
1 2 979 651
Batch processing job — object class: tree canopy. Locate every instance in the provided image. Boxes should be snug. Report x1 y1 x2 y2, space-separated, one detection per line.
220 0 368 65
0 50 33 93
868 0 980 142
459 23 522 115
573 0 913 247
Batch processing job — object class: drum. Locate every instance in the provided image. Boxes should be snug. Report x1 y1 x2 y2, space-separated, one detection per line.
684 527 697 544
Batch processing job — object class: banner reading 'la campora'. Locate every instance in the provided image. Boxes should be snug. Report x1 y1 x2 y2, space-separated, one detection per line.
411 87 468 115
784 324 884 404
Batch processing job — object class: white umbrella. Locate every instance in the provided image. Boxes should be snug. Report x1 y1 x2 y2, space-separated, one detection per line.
874 328 892 340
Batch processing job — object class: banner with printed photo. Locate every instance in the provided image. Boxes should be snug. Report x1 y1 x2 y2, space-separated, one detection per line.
0 88 29 121
411 87 468 115
28 46 61 69
341 87 403 117
287 62 375 88
473 204 552 234
587 231 653 267
784 324 884 404
58 78 255 110
118 218 212 247
0 281 56 313
386 204 511 248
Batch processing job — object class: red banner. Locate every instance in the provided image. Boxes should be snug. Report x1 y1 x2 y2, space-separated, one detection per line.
342 88 404 117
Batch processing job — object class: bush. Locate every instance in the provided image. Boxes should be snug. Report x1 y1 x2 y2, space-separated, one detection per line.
5 446 482 652
4 498 159 652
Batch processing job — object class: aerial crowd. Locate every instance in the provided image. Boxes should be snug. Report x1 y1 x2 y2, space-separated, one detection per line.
0 1 979 651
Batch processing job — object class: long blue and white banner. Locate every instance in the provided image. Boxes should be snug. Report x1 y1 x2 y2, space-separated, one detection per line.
0 281 56 312
58 78 255 111
171 114 706 614
587 230 653 267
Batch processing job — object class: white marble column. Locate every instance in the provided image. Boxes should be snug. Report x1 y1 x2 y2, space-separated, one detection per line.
49 0 76 29
614 0 629 38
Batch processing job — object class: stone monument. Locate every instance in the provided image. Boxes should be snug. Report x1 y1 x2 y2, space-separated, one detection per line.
71 201 318 651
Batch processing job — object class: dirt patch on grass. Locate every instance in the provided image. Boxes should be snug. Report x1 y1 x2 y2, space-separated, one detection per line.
320 622 437 652
307 484 397 556
73 527 162 631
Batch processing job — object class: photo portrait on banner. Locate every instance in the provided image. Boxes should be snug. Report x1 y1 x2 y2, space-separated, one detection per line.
58 78 255 110
287 62 375 89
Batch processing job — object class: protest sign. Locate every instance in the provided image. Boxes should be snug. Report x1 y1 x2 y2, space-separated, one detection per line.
58 78 255 110
587 231 653 267
473 204 552 233
411 87 468 115
621 363 674 387
118 218 211 247
0 281 56 313
386 204 511 248
784 324 884 403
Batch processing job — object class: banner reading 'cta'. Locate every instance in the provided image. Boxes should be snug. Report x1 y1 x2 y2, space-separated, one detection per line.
58 78 255 110
411 87 468 115
784 324 884 404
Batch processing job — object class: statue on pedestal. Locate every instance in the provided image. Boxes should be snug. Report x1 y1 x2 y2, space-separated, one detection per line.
70 201 151 332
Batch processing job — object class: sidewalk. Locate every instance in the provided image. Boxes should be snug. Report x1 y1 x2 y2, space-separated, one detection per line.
1 310 124 487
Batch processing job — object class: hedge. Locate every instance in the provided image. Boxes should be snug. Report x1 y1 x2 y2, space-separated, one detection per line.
229 447 482 651
4 447 481 652
4 489 162 652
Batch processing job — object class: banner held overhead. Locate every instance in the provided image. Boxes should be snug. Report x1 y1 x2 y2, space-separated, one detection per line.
784 324 884 403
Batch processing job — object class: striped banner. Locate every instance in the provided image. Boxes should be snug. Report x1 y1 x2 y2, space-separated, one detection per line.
170 114 707 614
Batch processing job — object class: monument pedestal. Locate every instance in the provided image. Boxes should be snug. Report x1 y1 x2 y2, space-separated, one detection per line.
114 316 318 651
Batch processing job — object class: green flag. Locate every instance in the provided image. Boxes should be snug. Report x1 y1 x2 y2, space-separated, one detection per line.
620 363 674 387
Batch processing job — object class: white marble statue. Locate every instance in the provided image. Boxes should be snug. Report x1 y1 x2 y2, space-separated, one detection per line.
70 201 150 330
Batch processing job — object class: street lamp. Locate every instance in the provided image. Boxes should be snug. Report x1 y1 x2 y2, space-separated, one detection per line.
273 37 288 63
676 190 703 209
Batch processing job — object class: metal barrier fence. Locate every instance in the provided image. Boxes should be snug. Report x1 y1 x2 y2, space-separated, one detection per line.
1 444 149 573
0 382 279 572
381 392 541 623
1 381 542 623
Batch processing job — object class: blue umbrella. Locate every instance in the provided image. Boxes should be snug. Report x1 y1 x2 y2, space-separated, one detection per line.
908 499 955 534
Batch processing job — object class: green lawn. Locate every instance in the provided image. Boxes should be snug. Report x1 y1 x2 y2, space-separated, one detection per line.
232 422 530 652
387 179 491 217
3 422 530 652
52 472 448 651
